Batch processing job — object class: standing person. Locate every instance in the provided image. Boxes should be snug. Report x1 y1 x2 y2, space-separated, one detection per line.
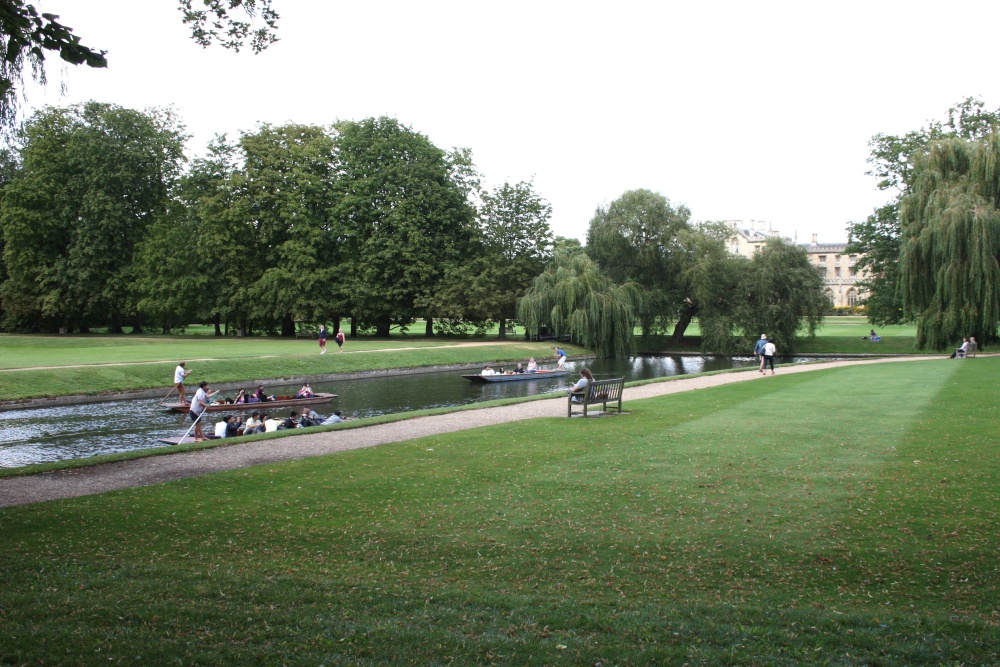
188 381 213 442
335 328 346 352
554 346 567 369
753 335 767 374
173 361 192 405
762 338 776 375
318 325 328 355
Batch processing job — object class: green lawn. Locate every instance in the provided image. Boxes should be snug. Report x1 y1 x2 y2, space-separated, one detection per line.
2 357 996 665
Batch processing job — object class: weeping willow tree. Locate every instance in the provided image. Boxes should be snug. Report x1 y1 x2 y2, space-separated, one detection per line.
899 134 1000 349
517 253 641 358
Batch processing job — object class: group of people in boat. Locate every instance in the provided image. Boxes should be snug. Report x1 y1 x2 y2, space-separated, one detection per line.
212 407 349 438
480 357 543 376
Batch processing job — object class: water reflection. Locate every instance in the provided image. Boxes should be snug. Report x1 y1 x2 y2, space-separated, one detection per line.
0 355 797 467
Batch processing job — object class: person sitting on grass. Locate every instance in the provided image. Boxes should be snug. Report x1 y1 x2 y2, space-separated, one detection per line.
244 411 264 434
281 411 300 430
322 410 348 425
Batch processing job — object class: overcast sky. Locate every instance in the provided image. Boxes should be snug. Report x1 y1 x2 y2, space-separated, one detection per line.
23 1 1000 243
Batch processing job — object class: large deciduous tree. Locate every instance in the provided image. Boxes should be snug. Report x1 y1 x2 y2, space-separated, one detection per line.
0 101 185 332
848 97 1000 325
899 136 1000 349
332 117 475 336
586 189 691 338
517 252 641 358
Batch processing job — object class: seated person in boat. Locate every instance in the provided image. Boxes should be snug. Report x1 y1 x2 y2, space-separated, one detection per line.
244 411 264 434
296 383 314 398
526 358 538 373
513 363 525 373
480 365 496 376
234 389 247 404
281 411 300 429
322 410 348 425
263 414 284 432
300 407 321 427
254 385 272 402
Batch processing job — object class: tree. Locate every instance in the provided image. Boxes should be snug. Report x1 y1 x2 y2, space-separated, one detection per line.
696 238 826 354
332 117 476 337
517 252 641 358
0 102 185 332
586 189 691 338
848 97 1000 323
0 1 277 136
469 180 553 337
898 136 1000 349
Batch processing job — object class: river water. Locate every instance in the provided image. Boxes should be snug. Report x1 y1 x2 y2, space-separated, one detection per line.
0 355 807 468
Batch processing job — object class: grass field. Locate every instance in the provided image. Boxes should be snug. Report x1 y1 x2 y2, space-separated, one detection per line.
1 357 996 665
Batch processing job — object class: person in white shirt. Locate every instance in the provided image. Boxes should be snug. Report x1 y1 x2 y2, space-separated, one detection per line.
173 361 192 405
187 381 213 441
762 339 776 375
480 366 496 376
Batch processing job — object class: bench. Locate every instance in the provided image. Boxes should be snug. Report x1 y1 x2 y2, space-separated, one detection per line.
568 377 625 418
957 341 978 358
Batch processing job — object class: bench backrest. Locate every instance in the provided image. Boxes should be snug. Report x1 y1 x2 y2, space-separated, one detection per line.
586 377 625 403
966 341 978 357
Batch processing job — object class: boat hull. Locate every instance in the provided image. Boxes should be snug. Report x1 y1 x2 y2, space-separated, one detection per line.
164 393 337 413
462 370 568 383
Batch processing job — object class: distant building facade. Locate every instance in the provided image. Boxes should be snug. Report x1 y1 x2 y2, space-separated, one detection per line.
725 222 868 309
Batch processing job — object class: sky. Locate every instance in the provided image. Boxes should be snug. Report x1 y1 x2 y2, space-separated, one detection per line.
21 0 1000 243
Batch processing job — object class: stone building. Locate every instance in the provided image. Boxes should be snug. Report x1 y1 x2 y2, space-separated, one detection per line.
724 221 867 309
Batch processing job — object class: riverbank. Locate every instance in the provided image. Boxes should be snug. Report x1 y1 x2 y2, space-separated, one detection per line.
0 355 940 507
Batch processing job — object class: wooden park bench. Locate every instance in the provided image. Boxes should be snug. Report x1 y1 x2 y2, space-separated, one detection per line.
957 341 978 358
568 377 625 418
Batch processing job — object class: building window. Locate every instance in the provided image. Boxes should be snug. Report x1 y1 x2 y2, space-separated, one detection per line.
847 289 858 307
818 255 826 263
850 266 857 277
850 255 858 264
834 267 841 277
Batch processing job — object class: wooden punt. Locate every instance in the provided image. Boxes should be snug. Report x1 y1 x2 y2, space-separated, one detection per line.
462 369 569 383
163 392 337 413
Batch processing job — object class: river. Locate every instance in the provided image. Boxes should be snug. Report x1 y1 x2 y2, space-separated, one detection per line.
0 355 809 467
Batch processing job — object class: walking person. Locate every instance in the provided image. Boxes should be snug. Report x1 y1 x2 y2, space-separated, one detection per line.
335 328 346 352
762 338 776 375
174 361 192 405
319 325 327 355
753 334 767 374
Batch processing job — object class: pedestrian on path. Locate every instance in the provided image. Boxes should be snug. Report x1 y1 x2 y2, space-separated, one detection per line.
762 338 776 375
319 325 327 354
753 334 767 373
336 328 346 352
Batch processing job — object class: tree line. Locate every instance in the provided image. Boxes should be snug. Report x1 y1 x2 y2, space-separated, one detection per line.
0 103 553 337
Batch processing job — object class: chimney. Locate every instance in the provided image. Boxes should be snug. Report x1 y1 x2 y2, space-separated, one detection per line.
811 233 818 244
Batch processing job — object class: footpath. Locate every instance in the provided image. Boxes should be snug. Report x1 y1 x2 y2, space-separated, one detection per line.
0 356 940 508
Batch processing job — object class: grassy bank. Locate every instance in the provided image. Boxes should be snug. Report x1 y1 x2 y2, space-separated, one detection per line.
1 357 997 664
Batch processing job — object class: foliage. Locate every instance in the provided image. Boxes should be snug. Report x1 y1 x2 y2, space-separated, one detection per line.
0 102 185 332
848 97 1000 324
899 135 1000 349
585 189 691 336
332 117 476 336
517 252 641 358
697 238 826 354
2 360 1000 664
179 0 279 53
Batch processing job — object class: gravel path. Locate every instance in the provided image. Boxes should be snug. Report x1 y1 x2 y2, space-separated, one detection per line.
0 356 939 508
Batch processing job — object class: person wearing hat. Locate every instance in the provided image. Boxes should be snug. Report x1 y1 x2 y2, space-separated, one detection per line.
753 334 768 374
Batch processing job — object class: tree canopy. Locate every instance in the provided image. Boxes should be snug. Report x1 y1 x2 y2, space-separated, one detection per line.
899 135 1000 348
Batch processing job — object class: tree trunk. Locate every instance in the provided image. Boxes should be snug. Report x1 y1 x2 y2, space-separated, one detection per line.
281 314 296 337
498 316 507 340
350 318 357 338
375 315 391 338
670 303 698 345
131 313 143 334
425 318 434 337
214 315 222 337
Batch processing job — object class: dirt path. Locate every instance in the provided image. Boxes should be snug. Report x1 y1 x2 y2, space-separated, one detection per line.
0 356 941 508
